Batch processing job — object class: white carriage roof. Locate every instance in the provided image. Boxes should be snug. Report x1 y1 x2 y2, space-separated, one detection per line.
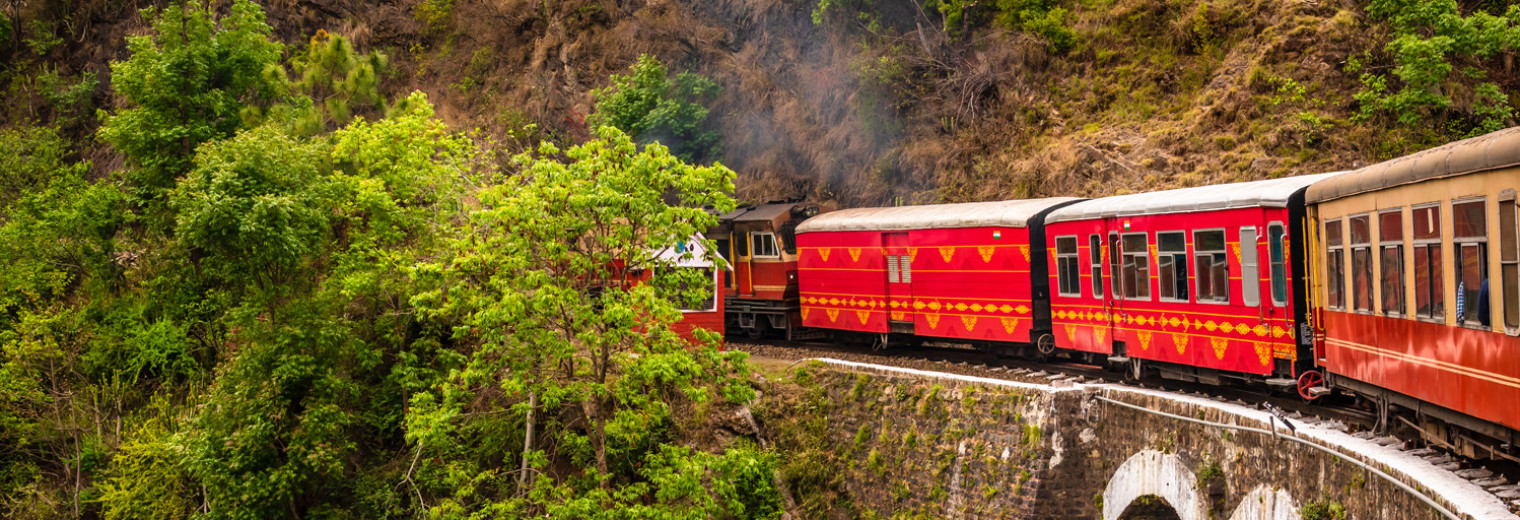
1043 172 1345 224
1306 126 1520 203
795 197 1082 233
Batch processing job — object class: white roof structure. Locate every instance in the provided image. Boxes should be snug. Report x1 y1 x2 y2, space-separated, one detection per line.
654 233 723 269
795 197 1081 234
1044 172 1345 224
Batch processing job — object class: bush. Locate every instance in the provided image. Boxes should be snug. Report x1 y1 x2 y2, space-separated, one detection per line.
0 125 87 212
590 54 723 163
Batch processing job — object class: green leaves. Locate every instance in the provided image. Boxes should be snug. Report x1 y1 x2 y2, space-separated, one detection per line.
590 55 724 163
98 0 282 198
1356 0 1520 134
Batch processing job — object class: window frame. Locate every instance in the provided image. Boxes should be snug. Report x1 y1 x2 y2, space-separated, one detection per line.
1267 222 1288 307
750 232 780 259
1411 204 1444 322
1156 230 1190 303
1452 197 1489 329
1325 218 1346 311
1378 208 1406 318
1240 226 1261 307
1088 234 1104 299
1192 228 1231 305
1348 213 1374 313
1501 192 1519 334
1055 235 1081 297
677 268 720 313
1120 232 1152 301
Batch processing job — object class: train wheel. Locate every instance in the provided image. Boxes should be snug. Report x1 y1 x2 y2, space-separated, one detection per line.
1036 334 1056 356
1297 370 1324 401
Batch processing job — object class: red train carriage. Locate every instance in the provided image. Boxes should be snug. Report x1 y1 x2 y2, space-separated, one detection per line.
793 198 1080 348
1042 174 1338 384
711 201 819 339
1306 127 1520 460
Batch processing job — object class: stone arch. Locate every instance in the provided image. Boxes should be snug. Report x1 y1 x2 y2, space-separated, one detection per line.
1228 485 1298 520
1101 449 1208 520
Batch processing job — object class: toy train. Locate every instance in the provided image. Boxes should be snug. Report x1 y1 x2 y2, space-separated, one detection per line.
705 127 1520 463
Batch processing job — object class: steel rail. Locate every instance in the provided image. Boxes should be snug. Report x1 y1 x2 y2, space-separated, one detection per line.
1094 394 1462 520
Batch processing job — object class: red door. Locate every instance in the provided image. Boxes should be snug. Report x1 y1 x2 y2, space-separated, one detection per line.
1103 228 1122 354
884 233 913 329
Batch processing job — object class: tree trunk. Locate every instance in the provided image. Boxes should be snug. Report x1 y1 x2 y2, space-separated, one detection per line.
517 390 537 496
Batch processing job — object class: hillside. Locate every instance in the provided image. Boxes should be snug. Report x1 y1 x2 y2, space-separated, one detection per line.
6 0 1518 207
2 0 1520 518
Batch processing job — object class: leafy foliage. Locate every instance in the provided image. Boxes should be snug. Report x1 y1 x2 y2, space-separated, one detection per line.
1353 0 1520 135
0 125 88 212
97 0 282 198
590 55 723 163
263 31 389 135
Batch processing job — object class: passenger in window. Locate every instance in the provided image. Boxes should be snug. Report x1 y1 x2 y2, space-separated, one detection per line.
1479 278 1490 328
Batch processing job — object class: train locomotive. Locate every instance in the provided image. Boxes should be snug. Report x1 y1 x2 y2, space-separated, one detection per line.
707 127 1520 462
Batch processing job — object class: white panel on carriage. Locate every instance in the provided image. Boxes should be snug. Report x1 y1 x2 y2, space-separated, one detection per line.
794 197 1082 233
1044 172 1344 224
1308 126 1520 203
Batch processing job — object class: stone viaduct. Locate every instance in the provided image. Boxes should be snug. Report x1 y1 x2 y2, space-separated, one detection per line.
757 358 1518 520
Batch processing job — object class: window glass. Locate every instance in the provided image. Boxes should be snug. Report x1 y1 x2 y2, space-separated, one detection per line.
1413 206 1440 240
1158 231 1188 301
752 233 779 257
887 255 900 284
1502 198 1519 330
735 232 750 256
1194 230 1229 303
1325 219 1343 246
1453 200 1488 327
1109 234 1121 300
1325 219 1344 309
1268 224 1287 305
1055 236 1080 296
1089 235 1104 298
1241 227 1260 306
1380 210 1404 316
1414 244 1444 319
1350 215 1373 312
1121 233 1150 300
779 222 799 254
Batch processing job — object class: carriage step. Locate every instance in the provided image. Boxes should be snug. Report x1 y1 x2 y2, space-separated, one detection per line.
1308 386 1332 396
1265 378 1296 387
1107 356 1130 363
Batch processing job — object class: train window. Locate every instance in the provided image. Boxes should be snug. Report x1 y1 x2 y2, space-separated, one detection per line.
901 255 911 283
1089 235 1104 298
1109 233 1122 300
1194 230 1229 304
1268 223 1287 306
1056 236 1081 297
751 232 780 258
1453 199 1488 327
1380 210 1405 317
1157 231 1189 302
1350 215 1373 313
1121 233 1151 300
1241 227 1261 307
887 256 900 284
779 222 799 254
1412 205 1443 319
715 238 734 289
735 231 750 257
1501 195 1519 330
1325 219 1345 310
674 268 718 312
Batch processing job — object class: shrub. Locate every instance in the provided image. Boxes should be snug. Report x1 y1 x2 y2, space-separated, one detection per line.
590 54 724 163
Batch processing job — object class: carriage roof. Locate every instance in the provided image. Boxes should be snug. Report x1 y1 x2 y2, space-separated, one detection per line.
1307 126 1520 203
794 197 1081 233
1044 172 1343 224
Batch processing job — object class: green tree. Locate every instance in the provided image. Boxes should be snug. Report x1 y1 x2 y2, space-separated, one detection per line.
407 125 771 518
0 125 89 213
97 0 282 198
262 31 389 135
590 55 723 163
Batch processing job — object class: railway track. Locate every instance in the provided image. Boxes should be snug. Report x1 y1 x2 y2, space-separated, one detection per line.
733 337 1520 512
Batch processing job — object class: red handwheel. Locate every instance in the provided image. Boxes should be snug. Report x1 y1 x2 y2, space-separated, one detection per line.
1297 370 1324 401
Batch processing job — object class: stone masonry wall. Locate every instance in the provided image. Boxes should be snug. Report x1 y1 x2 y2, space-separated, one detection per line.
757 360 1461 520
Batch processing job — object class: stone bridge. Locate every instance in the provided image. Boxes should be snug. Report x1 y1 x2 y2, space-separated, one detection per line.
758 358 1518 520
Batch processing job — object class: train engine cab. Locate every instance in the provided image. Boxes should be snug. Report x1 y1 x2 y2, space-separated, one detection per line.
792 198 1080 350
1306 127 1520 461
712 201 819 339
1041 173 1339 387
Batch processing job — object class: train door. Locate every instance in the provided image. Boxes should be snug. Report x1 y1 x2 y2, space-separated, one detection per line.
884 232 914 333
1103 227 1123 355
736 230 754 297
